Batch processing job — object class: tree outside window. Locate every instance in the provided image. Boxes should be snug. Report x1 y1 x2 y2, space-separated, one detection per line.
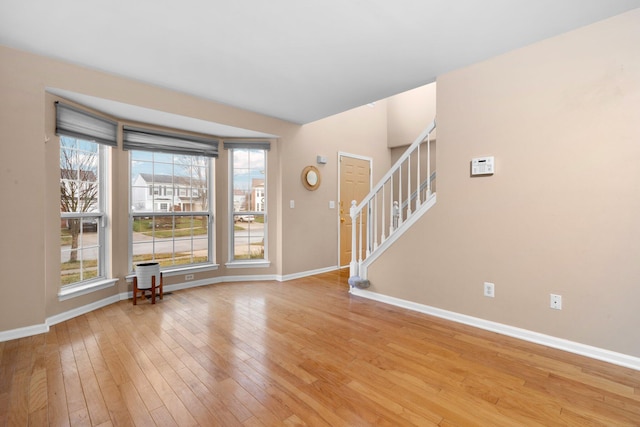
60 136 104 285
130 151 212 269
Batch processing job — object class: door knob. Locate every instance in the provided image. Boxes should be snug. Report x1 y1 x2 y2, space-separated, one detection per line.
340 217 345 223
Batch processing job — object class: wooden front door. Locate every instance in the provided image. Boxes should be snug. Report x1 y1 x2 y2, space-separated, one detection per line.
339 155 371 267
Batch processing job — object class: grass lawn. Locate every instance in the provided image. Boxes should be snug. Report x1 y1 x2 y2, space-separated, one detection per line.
133 252 209 268
60 259 98 285
134 217 208 237
61 253 209 285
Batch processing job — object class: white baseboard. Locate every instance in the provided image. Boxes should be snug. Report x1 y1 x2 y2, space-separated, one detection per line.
48 295 121 326
279 266 339 282
350 287 640 372
0 294 121 342
117 268 338 301
118 275 280 301
118 277 215 300
0 323 49 342
224 274 279 283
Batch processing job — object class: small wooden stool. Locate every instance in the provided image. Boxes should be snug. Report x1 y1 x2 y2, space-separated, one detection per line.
133 273 163 305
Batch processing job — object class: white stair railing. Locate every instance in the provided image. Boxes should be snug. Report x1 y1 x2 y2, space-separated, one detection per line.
350 119 436 280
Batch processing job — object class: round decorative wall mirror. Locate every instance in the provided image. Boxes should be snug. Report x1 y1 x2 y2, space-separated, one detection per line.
301 165 321 191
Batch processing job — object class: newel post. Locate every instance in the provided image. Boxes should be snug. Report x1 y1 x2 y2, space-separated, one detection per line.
349 200 358 277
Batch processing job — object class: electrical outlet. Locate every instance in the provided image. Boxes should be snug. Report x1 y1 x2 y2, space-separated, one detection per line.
550 294 562 310
483 282 495 298
185 274 194 281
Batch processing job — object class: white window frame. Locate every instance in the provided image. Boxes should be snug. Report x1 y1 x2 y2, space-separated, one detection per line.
227 147 269 268
59 138 110 290
128 151 216 273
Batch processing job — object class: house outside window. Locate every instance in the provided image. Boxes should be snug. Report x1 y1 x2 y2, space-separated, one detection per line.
130 150 212 268
59 136 107 285
226 143 269 263
56 101 116 289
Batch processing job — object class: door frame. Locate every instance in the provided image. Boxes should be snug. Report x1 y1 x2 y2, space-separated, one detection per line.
337 152 373 268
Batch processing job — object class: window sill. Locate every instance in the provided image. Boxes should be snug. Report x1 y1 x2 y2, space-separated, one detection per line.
225 260 271 269
58 278 118 302
125 263 219 282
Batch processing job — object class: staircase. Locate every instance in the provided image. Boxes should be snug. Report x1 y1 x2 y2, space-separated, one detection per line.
349 119 437 286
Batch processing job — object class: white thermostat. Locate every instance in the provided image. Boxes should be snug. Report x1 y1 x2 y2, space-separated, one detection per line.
471 156 495 176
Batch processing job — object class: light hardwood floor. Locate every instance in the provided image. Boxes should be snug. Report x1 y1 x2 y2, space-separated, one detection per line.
1 270 640 426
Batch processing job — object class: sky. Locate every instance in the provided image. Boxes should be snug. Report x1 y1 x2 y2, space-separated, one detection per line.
130 149 265 191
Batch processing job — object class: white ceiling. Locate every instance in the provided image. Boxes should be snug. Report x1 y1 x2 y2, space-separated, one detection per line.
2 1 639 132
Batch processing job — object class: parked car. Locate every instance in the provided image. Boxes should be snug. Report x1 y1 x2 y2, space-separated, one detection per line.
235 215 255 223
81 218 98 232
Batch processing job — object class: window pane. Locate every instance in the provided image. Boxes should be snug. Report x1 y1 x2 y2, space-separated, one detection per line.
60 136 105 287
173 215 209 266
60 135 77 149
130 151 211 269
132 215 173 265
61 140 100 214
77 139 98 154
132 214 210 267
153 152 173 164
131 150 153 162
60 216 101 285
233 213 264 260
132 216 154 264
232 149 265 214
231 148 266 261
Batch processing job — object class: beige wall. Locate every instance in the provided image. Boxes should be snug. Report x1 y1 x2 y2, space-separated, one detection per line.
0 44 396 333
368 9 640 357
0 48 47 331
281 103 391 274
387 82 436 148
